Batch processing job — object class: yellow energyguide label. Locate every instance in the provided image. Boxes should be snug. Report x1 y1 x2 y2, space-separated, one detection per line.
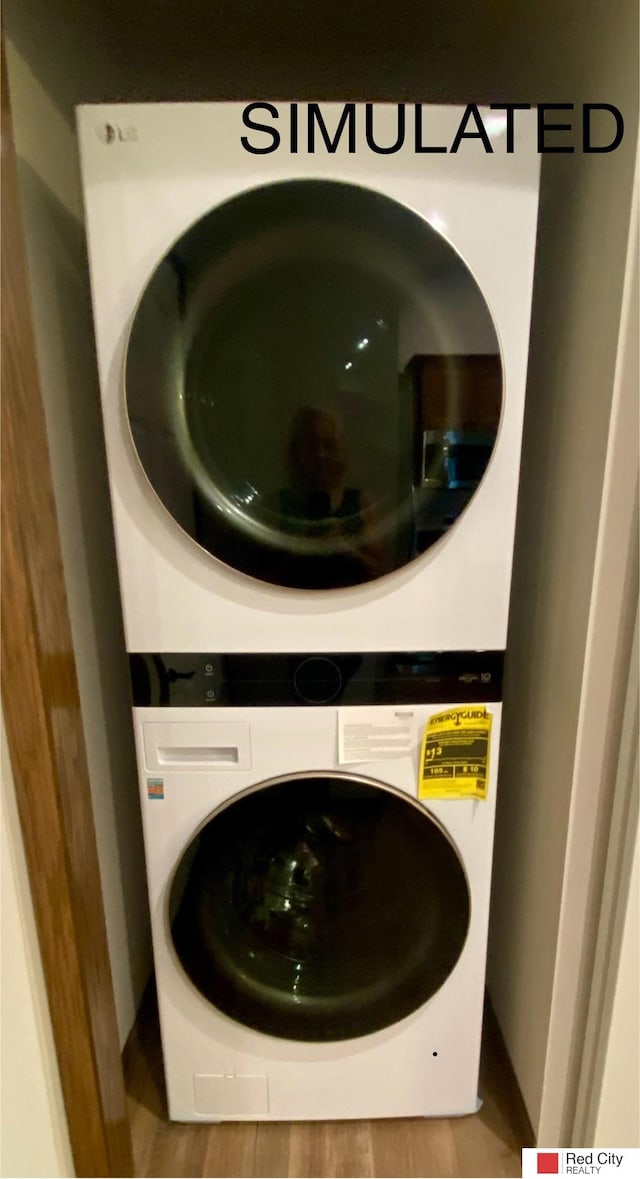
419 706 492 800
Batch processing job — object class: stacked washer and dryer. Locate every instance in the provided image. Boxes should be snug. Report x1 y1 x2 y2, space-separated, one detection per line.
78 104 540 1122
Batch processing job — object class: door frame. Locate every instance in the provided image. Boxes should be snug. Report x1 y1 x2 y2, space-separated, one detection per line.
1 40 134 1179
536 147 639 1147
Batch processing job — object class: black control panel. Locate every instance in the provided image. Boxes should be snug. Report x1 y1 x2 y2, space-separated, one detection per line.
130 651 504 707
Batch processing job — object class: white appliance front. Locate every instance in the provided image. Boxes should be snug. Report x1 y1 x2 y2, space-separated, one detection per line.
77 103 540 653
133 695 502 1121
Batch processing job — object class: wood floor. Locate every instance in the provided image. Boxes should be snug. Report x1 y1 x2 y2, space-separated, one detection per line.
125 992 533 1178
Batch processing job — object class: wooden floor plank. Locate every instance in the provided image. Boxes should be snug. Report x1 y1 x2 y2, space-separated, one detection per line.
147 1123 210 1179
370 1116 457 1178
126 991 529 1178
288 1120 375 1178
200 1122 258 1177
368 1117 414 1177
253 1122 292 1178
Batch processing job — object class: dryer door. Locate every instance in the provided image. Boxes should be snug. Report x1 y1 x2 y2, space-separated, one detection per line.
126 180 502 589
170 774 470 1041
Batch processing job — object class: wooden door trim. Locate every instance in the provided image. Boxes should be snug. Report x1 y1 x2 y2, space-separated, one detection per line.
1 43 134 1179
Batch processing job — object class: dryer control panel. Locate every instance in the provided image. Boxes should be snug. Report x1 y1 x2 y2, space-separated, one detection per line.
130 651 504 707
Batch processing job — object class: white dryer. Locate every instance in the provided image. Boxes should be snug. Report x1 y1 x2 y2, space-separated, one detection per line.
132 651 502 1121
77 103 540 653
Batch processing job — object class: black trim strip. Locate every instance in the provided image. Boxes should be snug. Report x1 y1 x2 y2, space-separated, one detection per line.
130 651 504 708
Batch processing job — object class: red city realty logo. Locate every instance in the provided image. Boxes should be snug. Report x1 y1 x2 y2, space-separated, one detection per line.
538 1155 560 1175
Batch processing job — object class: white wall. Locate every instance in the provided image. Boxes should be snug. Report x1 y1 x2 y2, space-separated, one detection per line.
1 715 74 1179
486 0 638 1136
593 829 640 1146
4 22 151 1045
568 588 639 1148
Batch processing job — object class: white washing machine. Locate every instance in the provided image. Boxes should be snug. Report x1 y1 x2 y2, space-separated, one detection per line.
77 102 540 653
77 104 539 1121
132 651 502 1120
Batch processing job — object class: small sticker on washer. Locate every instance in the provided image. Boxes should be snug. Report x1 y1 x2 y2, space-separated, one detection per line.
147 778 165 799
338 708 415 764
419 707 492 799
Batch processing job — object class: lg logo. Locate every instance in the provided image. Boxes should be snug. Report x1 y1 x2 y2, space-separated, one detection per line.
96 123 138 145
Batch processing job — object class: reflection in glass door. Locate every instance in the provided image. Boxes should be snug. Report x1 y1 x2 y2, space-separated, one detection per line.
170 775 470 1041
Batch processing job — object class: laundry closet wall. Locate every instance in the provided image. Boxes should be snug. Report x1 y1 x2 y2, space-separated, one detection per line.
484 0 638 1142
3 0 637 1146
4 4 152 1044
1 716 74 1176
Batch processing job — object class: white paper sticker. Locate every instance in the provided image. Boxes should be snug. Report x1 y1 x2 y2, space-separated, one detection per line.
338 708 415 764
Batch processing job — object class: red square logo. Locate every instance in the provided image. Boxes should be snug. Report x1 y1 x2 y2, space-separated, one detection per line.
537 1154 559 1174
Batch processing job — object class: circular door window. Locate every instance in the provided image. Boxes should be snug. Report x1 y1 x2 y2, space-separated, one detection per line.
126 180 502 589
169 775 470 1041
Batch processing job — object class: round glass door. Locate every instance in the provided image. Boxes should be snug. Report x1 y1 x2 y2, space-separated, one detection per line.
127 180 502 589
170 775 470 1041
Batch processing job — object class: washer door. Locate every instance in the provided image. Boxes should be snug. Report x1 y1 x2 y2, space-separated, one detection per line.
126 180 502 589
170 775 470 1041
